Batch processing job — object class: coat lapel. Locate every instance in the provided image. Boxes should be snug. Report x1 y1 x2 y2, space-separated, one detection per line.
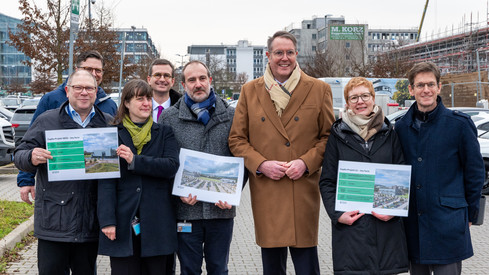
280 72 312 126
255 79 289 140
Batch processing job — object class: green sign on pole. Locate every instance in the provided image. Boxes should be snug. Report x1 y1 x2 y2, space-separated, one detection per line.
330 25 365 40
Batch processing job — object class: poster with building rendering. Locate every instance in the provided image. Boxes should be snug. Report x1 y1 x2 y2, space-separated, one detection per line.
335 160 411 217
172 148 245 206
45 127 120 181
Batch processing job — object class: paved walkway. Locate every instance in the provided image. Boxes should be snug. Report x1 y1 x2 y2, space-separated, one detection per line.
1 173 489 274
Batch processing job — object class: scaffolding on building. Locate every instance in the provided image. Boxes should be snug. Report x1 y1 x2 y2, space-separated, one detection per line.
392 19 489 75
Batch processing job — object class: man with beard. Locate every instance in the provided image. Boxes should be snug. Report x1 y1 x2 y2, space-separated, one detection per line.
159 60 236 274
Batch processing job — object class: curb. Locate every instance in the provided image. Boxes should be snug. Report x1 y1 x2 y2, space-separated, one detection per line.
0 215 34 255
0 163 18 174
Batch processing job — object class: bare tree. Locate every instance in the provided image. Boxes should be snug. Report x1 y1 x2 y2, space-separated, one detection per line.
8 0 70 84
30 72 57 94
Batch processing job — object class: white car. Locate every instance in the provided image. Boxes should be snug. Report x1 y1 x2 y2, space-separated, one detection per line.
0 117 15 165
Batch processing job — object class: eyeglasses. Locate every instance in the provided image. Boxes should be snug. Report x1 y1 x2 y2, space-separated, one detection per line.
271 50 296 58
78 66 103 75
68 85 97 94
348 93 372 103
151 73 173 80
413 82 437 90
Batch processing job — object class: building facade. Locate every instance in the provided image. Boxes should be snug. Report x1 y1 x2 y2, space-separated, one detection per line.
188 40 267 82
0 13 31 90
115 27 159 65
287 15 418 73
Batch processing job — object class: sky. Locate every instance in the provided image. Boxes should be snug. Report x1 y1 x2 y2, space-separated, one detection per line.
2 0 488 65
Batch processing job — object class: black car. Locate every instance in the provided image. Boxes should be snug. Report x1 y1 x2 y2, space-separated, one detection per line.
11 106 36 146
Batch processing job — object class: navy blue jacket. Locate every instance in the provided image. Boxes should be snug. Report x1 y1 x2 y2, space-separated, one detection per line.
97 122 180 257
17 80 117 187
396 97 484 264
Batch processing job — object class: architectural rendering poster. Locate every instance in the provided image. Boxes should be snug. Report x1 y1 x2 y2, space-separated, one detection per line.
172 148 245 206
335 161 411 217
45 127 120 181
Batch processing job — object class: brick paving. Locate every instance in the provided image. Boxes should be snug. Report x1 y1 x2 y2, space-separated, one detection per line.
1 173 488 274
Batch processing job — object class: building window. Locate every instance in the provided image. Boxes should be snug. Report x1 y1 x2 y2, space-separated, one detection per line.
312 34 316 40
346 55 350 60
312 46 316 51
346 42 350 48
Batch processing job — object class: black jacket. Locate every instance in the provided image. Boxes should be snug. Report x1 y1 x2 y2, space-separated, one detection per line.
14 101 112 242
169 88 182 107
97 122 180 257
319 118 408 274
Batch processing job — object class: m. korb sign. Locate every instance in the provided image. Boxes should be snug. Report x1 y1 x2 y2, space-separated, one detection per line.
330 25 365 40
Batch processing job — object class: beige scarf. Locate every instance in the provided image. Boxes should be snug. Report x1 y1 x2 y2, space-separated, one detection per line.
264 62 301 117
341 105 384 141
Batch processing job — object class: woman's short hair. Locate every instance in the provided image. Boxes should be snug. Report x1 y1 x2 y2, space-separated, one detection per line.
344 77 375 103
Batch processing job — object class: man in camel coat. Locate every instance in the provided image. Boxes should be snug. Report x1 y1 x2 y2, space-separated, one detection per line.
228 30 335 275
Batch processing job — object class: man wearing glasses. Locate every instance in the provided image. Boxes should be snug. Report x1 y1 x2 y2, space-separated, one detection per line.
147 59 181 122
396 62 484 275
14 70 113 274
17 50 117 205
228 31 334 274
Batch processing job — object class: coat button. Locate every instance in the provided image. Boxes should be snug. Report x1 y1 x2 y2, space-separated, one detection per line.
294 116 299 121
418 212 422 216
285 142 290 147
136 187 141 192
417 157 422 162
416 185 421 189
261 117 265 122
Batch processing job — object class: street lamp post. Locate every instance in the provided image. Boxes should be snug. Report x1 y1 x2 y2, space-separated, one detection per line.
176 53 188 68
131 26 136 65
88 0 96 45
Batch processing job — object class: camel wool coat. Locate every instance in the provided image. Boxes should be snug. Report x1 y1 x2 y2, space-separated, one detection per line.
229 72 334 248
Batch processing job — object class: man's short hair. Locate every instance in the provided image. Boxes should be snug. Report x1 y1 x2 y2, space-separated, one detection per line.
181 60 211 83
343 77 375 103
148 59 175 77
267 31 297 52
75 50 104 67
67 70 97 87
407 62 441 86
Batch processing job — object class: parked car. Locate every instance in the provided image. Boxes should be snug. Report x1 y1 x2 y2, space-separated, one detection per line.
109 93 121 107
0 117 15 165
20 97 41 108
0 97 21 111
0 106 13 121
10 106 36 146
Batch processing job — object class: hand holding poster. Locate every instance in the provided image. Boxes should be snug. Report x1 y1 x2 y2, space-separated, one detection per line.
45 127 120 181
172 148 245 206
336 161 411 217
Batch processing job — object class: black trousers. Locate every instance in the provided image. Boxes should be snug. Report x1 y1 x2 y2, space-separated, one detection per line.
410 261 462 275
37 239 98 275
261 246 320 275
110 234 173 275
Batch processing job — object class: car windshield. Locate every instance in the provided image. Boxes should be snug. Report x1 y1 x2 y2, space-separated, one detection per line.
12 110 35 122
22 99 40 106
1 99 18 106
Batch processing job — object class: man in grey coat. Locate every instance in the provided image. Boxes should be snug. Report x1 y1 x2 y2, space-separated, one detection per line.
14 70 113 275
159 60 235 275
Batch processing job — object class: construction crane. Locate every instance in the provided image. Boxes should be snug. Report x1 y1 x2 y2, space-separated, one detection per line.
417 0 430 42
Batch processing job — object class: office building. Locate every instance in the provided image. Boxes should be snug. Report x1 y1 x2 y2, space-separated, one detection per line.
0 13 32 89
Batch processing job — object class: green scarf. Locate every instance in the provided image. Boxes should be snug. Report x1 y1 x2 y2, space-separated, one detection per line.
122 115 152 155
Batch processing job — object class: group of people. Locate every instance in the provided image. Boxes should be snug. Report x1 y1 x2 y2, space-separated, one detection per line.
13 30 485 275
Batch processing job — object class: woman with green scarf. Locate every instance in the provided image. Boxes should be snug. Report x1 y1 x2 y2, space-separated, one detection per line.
97 79 180 275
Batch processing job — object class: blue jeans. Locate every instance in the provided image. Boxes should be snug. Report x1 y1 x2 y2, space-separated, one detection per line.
177 219 234 275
